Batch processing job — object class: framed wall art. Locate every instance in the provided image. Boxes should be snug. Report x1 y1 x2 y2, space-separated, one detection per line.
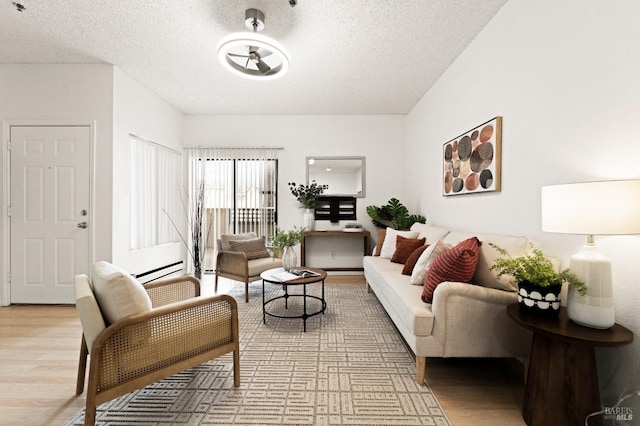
443 116 502 196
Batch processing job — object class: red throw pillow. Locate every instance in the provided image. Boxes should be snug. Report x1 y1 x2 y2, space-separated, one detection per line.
421 237 481 303
402 244 430 275
391 236 426 264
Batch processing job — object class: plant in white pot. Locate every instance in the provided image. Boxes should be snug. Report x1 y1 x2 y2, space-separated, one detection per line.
271 226 306 271
288 180 328 230
489 243 586 315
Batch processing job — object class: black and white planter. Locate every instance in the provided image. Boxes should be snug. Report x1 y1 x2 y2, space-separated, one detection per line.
517 280 562 316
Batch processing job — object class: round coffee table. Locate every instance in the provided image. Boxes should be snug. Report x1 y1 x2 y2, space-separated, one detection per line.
260 267 327 332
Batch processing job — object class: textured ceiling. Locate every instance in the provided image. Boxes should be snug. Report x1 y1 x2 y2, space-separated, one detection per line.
0 0 507 115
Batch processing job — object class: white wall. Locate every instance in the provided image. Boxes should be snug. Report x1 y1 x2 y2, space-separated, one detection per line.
406 0 640 405
111 68 184 275
183 115 407 259
0 64 114 305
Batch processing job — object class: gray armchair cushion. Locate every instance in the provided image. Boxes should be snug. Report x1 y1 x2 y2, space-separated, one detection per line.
220 232 258 250
229 237 270 259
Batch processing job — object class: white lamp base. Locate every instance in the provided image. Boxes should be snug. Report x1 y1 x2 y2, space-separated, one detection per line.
567 244 615 329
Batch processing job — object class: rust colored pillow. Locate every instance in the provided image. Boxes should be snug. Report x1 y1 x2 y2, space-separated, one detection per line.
402 244 430 275
391 236 426 264
421 237 481 303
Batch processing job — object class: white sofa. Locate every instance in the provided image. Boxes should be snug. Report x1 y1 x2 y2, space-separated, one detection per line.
364 223 533 385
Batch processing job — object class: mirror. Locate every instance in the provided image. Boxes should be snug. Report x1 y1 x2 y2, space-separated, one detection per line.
306 156 366 198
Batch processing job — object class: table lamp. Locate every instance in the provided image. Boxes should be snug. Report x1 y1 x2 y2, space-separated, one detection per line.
541 180 640 329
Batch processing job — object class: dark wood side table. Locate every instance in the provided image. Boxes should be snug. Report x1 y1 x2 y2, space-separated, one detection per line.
507 304 633 426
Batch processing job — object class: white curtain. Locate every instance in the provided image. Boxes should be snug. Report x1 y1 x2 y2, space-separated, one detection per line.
157 147 181 244
187 147 279 271
131 135 181 250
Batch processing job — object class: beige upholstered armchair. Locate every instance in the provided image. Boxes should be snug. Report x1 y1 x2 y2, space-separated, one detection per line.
215 232 282 302
74 261 240 426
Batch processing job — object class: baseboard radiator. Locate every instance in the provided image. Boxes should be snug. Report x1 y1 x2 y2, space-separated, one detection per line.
132 261 184 284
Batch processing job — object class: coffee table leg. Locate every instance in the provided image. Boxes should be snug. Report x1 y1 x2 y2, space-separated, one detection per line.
262 279 266 325
303 283 307 332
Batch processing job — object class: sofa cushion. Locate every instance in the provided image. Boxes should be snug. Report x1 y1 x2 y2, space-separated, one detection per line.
229 237 270 259
364 256 435 337
91 261 152 325
373 228 386 256
410 223 450 243
422 237 481 303
443 231 530 291
402 244 430 275
410 240 448 285
380 228 419 259
391 236 426 264
220 232 258 251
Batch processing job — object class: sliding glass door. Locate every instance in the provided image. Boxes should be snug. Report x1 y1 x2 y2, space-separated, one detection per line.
188 148 278 271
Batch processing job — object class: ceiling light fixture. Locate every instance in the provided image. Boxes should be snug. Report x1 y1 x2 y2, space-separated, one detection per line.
216 8 289 80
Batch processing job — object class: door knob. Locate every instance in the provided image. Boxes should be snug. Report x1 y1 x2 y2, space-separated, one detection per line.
77 222 88 229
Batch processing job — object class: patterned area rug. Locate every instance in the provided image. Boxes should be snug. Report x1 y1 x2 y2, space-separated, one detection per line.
66 282 450 425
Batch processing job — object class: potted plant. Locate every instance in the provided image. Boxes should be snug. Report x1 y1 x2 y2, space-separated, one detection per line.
271 226 306 271
288 181 329 230
366 198 426 230
489 243 586 315
366 198 426 252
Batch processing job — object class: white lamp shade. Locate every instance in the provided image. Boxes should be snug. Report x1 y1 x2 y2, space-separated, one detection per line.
541 180 640 235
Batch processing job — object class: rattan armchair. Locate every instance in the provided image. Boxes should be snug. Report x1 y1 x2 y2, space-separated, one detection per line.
215 236 282 303
75 273 240 426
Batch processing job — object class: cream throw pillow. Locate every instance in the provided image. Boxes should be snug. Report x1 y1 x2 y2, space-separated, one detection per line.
410 240 448 285
379 228 419 259
91 261 152 325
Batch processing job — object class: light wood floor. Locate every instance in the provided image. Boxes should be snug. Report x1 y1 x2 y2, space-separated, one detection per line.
0 274 525 426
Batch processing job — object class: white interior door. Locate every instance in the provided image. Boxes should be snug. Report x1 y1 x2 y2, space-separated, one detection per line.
10 125 91 304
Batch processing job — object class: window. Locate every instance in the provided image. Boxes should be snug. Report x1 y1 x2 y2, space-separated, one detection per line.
130 135 181 249
187 148 279 271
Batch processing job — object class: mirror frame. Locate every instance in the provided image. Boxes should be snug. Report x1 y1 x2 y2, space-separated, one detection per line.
306 156 366 198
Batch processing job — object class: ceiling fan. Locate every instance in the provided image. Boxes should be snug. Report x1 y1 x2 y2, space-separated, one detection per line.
217 8 289 80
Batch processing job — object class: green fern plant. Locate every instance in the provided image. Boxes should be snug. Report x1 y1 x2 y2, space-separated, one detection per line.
489 243 586 295
271 226 306 251
366 198 426 230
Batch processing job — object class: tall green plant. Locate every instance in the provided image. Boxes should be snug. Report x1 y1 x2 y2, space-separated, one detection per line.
366 198 426 230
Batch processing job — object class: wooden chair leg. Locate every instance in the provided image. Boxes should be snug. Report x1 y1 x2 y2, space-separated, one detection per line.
84 361 99 426
214 273 219 294
76 335 88 395
84 400 96 426
233 347 241 387
244 279 249 303
416 356 427 385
